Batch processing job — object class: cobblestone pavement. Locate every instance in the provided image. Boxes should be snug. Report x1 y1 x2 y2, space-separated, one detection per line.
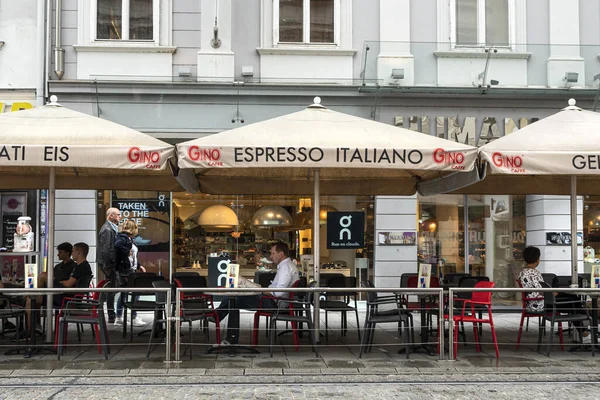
0 371 599 399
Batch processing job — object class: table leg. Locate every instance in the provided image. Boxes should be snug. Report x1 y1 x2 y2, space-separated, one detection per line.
24 298 54 358
398 297 435 356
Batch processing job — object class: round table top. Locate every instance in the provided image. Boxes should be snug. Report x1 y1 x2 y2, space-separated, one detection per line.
204 291 260 297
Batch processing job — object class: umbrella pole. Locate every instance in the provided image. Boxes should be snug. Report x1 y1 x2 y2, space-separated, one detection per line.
570 176 578 286
45 167 55 342
312 169 321 341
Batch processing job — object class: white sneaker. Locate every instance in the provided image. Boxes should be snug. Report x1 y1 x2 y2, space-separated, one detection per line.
114 317 123 326
131 317 146 327
582 333 592 344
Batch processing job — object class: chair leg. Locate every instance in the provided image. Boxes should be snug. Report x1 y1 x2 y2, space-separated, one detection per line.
473 323 481 353
359 322 370 358
525 316 530 332
188 320 193 360
537 318 545 353
252 313 260 347
97 320 109 360
94 325 102 354
489 319 500 358
307 318 318 357
453 321 459 359
57 319 64 360
324 311 329 341
403 318 410 360
558 322 565 351
292 321 300 351
516 313 526 349
547 321 554 357
269 318 276 358
146 318 157 359
354 308 361 341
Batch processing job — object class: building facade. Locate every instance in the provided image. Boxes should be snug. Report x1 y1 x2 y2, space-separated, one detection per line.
3 0 600 292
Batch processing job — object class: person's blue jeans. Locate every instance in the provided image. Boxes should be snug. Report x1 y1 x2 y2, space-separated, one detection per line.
116 293 137 319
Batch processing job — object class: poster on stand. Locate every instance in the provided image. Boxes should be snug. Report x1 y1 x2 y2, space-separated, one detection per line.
592 265 600 289
417 263 432 288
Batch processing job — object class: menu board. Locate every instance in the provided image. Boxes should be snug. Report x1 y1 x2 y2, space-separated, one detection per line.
1 193 26 250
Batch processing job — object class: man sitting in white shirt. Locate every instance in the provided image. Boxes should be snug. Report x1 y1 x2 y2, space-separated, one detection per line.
213 241 299 344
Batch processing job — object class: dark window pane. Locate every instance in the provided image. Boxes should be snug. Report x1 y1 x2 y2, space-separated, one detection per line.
310 0 334 43
97 0 122 40
456 0 477 45
279 0 303 43
485 0 509 45
130 0 153 40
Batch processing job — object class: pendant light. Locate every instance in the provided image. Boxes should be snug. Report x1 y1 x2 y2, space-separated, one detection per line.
198 204 239 232
251 205 292 228
301 204 338 226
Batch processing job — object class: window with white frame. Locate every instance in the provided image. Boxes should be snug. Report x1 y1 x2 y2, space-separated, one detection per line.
276 0 337 44
96 0 158 41
452 0 513 47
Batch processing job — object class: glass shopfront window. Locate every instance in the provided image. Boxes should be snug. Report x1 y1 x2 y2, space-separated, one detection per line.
171 193 374 284
417 194 526 303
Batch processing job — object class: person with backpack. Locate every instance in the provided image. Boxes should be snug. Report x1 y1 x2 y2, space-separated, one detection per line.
114 219 146 327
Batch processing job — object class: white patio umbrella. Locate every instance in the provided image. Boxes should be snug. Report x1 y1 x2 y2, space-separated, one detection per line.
419 99 600 286
174 97 479 336
0 96 178 340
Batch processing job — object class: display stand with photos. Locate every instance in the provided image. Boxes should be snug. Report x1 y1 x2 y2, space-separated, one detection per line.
398 263 436 357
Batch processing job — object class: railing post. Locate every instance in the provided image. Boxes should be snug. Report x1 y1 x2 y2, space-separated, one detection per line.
448 288 454 360
165 288 172 363
438 288 444 360
175 288 181 362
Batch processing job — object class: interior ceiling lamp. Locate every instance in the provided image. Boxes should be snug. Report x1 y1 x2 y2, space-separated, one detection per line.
420 218 437 232
301 205 339 226
198 204 239 232
251 205 292 228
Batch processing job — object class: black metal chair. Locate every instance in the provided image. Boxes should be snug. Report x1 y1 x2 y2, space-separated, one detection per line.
122 274 165 341
319 273 345 287
254 271 277 288
444 273 471 286
146 280 173 358
172 271 200 280
537 282 594 357
320 276 361 341
541 273 557 287
174 275 221 357
553 275 572 288
359 280 413 359
0 295 26 351
269 281 319 357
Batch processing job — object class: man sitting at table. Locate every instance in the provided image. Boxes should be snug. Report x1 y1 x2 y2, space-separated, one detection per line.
25 242 93 329
54 242 76 281
211 241 299 345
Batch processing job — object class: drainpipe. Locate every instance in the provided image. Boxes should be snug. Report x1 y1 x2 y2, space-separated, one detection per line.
37 0 46 105
45 0 52 91
54 0 64 80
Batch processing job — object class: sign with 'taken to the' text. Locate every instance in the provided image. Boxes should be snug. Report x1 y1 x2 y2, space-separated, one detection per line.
326 212 365 249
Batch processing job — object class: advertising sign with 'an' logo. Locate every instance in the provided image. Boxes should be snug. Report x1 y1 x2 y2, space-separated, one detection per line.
326 212 365 249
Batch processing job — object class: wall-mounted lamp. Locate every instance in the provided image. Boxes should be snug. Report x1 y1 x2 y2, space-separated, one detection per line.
564 72 579 83
489 79 500 86
391 68 405 80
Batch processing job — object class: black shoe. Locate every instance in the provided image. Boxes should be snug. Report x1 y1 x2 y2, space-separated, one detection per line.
108 317 116 324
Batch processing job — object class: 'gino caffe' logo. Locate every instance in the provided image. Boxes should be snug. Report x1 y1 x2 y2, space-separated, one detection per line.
432 148 466 170
491 152 525 173
127 147 161 169
187 146 223 166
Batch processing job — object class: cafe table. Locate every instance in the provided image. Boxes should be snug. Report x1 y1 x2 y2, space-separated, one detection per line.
398 291 440 356
5 290 56 358
205 291 260 357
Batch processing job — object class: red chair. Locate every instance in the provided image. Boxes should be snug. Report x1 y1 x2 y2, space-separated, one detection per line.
452 281 500 358
55 279 110 355
252 280 301 348
515 280 564 350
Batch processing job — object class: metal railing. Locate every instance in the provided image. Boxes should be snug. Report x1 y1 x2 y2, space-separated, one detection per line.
0 287 172 362
2 285 599 363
